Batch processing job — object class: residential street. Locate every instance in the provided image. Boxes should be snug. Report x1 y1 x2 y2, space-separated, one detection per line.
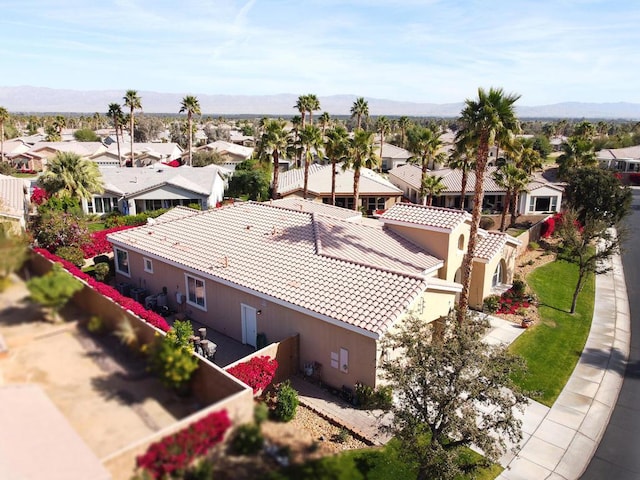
581 187 640 479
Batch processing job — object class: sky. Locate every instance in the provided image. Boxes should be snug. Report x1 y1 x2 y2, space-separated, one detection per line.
2 0 640 106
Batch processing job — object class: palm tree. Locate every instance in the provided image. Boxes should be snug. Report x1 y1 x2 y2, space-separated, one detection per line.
376 116 391 172
407 125 444 205
421 175 446 206
179 95 201 166
448 137 475 210
557 137 597 180
318 112 331 136
260 118 290 199
298 125 324 200
455 87 521 324
39 151 104 200
324 124 350 206
306 94 321 125
398 116 411 149
350 97 369 130
107 103 124 167
493 164 530 231
346 130 379 211
0 107 9 163
123 90 142 166
290 116 302 168
52 115 66 136
294 95 310 128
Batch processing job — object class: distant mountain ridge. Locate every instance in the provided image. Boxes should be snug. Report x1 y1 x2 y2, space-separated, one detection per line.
1 86 640 119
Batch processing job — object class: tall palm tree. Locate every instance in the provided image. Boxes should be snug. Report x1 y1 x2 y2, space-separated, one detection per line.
407 125 444 205
324 124 350 206
306 94 321 125
455 87 521 325
448 137 475 210
350 97 369 130
318 112 331 136
53 115 66 136
298 125 324 199
123 90 142 166
346 129 379 211
557 137 597 180
398 116 411 149
294 95 310 128
107 103 124 167
0 106 9 163
376 116 391 172
421 175 446 206
39 151 104 200
260 118 290 199
493 164 530 231
290 116 302 168
179 95 201 166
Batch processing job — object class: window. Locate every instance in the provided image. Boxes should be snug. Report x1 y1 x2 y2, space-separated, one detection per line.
366 197 386 211
458 234 465 251
143 257 153 273
90 196 117 214
492 261 503 288
114 248 130 277
185 274 206 310
529 196 558 213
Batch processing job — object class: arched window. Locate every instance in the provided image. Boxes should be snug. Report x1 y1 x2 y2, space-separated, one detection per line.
458 234 465 251
492 261 503 288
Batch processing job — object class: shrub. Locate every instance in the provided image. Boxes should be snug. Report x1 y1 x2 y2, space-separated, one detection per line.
354 383 393 410
27 264 84 322
55 245 86 267
227 356 279 394
511 278 527 297
187 203 202 210
483 295 501 314
94 262 110 282
331 428 350 444
528 241 540 251
231 423 264 455
81 224 139 258
479 216 495 230
33 211 90 251
183 459 214 480
254 402 269 426
273 381 298 422
146 326 199 391
87 315 104 334
30 186 49 206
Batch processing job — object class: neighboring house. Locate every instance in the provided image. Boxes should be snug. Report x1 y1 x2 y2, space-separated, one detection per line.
597 145 640 172
84 164 226 216
108 201 518 389
0 174 30 232
7 141 105 171
388 164 563 215
110 142 184 167
186 141 255 171
277 163 403 213
108 202 460 388
374 142 412 172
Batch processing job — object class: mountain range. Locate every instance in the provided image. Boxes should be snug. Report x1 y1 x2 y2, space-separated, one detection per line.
1 86 640 119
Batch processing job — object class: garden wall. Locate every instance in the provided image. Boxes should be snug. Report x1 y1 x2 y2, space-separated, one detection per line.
515 214 553 258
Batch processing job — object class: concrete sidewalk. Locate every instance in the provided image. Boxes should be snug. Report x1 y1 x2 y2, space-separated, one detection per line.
497 252 630 479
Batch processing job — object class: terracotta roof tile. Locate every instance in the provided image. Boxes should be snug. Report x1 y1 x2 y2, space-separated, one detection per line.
474 231 507 261
380 203 470 231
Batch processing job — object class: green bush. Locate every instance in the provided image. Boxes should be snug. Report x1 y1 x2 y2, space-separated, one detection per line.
55 245 86 267
354 383 393 410
33 211 89 251
231 423 264 455
87 315 105 334
479 216 495 230
184 459 214 480
528 241 540 251
483 295 501 314
187 203 202 210
274 381 299 422
27 264 84 322
104 208 170 228
146 325 199 391
511 278 527 297
254 402 269 426
94 262 110 282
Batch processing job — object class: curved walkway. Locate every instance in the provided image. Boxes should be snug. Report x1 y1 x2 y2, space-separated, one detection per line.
497 252 630 479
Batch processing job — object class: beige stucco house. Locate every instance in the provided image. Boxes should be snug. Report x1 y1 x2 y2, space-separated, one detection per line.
109 200 518 390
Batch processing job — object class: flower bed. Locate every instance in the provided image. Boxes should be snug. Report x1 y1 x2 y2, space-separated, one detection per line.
136 409 231 479
34 248 170 332
81 224 140 258
226 355 278 394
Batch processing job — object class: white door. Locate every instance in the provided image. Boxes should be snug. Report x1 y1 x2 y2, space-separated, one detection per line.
241 304 257 348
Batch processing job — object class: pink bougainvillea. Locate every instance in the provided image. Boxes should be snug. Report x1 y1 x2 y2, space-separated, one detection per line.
226 355 278 394
34 248 170 332
136 409 231 479
30 186 49 206
81 224 139 258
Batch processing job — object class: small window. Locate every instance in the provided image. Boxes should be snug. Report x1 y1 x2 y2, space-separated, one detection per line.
143 257 153 274
114 248 130 277
185 274 206 310
458 234 465 251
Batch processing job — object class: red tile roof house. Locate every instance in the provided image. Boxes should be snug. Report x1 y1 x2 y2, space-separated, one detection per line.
108 201 518 389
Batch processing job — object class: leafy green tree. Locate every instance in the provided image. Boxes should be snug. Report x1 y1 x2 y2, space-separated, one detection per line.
556 210 621 314
45 124 61 142
455 87 521 324
191 150 225 167
124 90 142 165
346 129 379 211
27 264 84 322
421 175 445 206
493 164 530 231
73 128 99 142
380 314 527 480
532 135 552 159
407 125 445 205
147 322 199 391
0 222 28 291
299 125 324 199
556 137 597 180
324 124 350 206
107 102 125 166
38 151 104 201
133 115 163 143
0 106 9 163
226 159 271 201
564 167 632 226
180 95 201 166
350 97 369 130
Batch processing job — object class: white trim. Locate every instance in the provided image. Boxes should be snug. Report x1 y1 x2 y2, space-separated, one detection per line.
425 281 463 293
380 217 455 234
143 257 154 274
184 273 207 311
109 239 382 339
114 247 131 277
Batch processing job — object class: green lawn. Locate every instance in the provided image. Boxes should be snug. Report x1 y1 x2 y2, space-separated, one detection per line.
509 259 595 406
88 222 106 232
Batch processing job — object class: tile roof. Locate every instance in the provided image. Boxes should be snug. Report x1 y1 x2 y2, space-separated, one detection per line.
380 203 471 231
277 163 402 196
202 141 254 159
474 231 520 261
596 145 640 160
389 164 505 193
108 202 455 337
265 198 362 221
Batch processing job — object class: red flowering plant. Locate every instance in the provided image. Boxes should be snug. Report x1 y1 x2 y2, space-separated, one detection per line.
226 355 278 394
34 248 170 332
136 409 231 479
81 224 138 258
30 186 49 206
496 279 534 315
